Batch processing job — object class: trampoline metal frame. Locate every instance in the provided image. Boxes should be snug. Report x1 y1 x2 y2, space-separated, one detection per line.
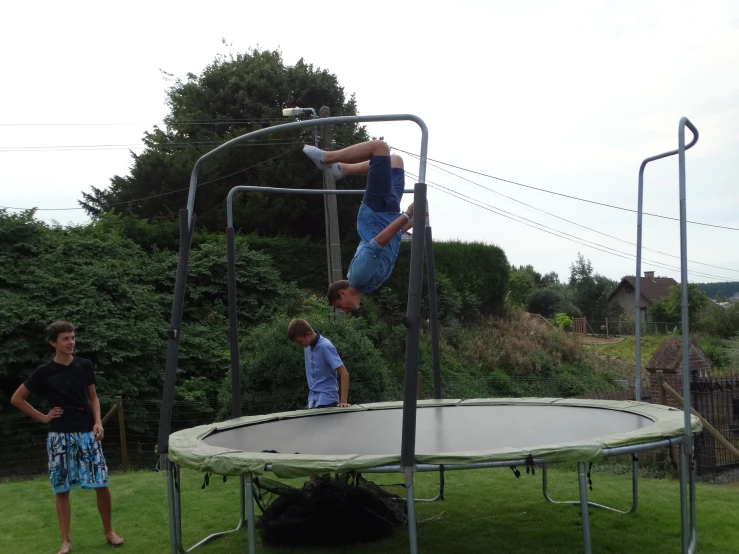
157 113 701 554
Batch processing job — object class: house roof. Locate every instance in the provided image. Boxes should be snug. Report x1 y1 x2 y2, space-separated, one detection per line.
645 338 713 371
607 275 678 303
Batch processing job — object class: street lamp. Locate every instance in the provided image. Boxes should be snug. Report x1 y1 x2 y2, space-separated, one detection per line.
282 107 318 146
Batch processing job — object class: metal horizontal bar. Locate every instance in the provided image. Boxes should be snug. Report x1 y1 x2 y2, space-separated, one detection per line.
188 113 428 224
259 438 685 475
226 186 415 227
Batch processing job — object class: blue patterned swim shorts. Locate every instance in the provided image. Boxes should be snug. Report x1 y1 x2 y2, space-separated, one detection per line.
46 432 109 494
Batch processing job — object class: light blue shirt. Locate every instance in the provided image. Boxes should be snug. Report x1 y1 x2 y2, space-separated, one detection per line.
347 203 402 294
304 333 343 408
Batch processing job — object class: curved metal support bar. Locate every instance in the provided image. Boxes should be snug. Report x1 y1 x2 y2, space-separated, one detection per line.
541 458 639 514
225 185 415 228
634 118 699 400
187 114 429 228
171 465 246 552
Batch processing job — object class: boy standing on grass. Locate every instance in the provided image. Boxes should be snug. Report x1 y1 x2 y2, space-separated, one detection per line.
288 319 350 409
303 139 420 312
10 321 124 554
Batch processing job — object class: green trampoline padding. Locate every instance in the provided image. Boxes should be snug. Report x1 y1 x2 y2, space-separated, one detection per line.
168 398 701 478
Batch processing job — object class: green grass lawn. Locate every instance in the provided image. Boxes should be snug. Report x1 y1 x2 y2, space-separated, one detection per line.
1 467 738 554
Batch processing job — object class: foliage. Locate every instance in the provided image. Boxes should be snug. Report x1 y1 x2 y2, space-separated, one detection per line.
568 253 621 320
727 333 739 371
648 283 709 331
369 240 510 324
218 299 394 418
694 281 739 299
80 47 370 240
694 302 739 339
527 288 563 318
508 269 536 306
0 210 300 408
555 313 573 332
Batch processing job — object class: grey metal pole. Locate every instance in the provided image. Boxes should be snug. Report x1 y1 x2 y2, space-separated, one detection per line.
319 107 344 305
634 120 699 400
577 462 593 554
678 117 699 454
679 441 690 553
157 209 196 456
400 181 428 466
678 117 699 554
404 466 419 554
246 476 256 554
166 463 178 554
226 227 242 418
424 221 442 399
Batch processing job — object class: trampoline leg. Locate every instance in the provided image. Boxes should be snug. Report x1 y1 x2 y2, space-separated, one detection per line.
166 460 180 554
404 466 419 554
679 443 690 554
577 462 593 554
689 451 697 553
173 464 185 552
246 476 256 554
542 459 638 514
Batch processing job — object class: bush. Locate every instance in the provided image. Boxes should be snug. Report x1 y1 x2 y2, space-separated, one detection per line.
527 288 563 318
555 313 573 332
219 301 394 418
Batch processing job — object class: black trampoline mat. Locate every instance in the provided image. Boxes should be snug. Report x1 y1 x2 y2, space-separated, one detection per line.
203 404 653 456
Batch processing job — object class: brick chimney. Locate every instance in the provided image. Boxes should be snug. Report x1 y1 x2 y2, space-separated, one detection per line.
644 271 655 279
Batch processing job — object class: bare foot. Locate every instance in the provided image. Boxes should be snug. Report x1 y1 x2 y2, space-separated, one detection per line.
57 540 72 554
105 531 124 546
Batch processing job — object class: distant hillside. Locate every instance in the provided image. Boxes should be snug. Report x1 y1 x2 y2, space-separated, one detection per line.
695 282 739 299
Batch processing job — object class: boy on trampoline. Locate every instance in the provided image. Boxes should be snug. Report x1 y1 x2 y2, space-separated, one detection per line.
303 140 418 312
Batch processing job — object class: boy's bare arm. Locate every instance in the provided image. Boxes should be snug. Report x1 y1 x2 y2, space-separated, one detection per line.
375 213 412 247
336 366 350 407
88 385 105 441
10 384 62 424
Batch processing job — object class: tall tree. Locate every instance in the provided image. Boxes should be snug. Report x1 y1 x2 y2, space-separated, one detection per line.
81 47 370 240
568 253 621 320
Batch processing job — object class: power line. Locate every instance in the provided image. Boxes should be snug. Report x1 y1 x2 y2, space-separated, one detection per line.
0 118 299 126
394 146 739 232
405 170 734 282
0 140 303 153
0 146 302 212
419 156 739 275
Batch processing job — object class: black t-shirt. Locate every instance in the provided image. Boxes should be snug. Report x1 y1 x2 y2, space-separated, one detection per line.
24 357 97 433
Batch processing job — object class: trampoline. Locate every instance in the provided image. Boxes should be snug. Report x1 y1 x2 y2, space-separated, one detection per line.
170 399 698 477
156 113 702 554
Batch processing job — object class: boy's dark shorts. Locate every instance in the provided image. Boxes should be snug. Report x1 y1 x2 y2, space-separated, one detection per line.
363 155 405 213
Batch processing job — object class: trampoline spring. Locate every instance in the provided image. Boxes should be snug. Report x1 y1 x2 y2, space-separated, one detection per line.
587 462 593 491
525 455 535 475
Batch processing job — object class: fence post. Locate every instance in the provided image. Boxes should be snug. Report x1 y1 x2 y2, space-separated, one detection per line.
116 396 130 471
605 318 609 338
657 371 667 406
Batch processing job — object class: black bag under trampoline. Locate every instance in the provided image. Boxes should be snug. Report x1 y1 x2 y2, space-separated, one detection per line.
253 473 408 548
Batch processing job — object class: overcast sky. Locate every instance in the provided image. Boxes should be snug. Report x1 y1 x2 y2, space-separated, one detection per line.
2 0 738 285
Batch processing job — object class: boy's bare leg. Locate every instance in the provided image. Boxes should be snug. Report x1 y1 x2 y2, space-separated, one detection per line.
304 140 390 168
55 492 72 554
95 487 124 545
340 161 370 176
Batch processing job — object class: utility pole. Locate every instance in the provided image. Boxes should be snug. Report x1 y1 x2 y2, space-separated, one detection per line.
320 106 344 317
